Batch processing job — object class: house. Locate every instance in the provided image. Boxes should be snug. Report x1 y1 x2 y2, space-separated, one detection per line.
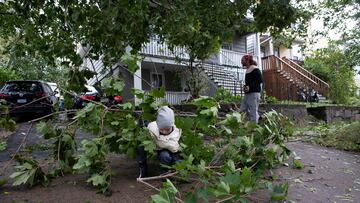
80 33 262 104
260 34 305 63
260 34 330 101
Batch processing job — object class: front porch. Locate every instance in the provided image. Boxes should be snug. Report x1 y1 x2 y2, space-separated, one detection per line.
140 37 258 68
140 61 190 105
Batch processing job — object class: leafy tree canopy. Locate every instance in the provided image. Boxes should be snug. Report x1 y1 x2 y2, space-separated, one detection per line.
0 0 309 70
314 0 360 67
304 42 357 104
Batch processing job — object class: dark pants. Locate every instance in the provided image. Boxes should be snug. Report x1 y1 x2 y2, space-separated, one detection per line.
137 146 181 167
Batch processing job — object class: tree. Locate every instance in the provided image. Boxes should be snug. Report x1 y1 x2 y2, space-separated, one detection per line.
303 42 357 104
0 38 67 86
1 1 307 199
0 0 309 88
313 0 360 67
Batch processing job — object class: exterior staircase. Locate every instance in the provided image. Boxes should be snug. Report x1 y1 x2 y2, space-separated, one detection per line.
202 63 245 96
262 55 329 101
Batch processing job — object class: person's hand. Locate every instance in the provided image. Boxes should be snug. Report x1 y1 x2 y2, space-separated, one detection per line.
244 85 249 93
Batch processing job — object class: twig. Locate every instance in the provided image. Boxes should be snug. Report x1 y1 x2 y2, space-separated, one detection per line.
216 194 236 203
138 178 160 191
137 171 178 181
99 109 108 137
8 94 53 113
67 118 79 126
245 195 265 202
0 122 33 175
57 133 64 176
27 109 77 123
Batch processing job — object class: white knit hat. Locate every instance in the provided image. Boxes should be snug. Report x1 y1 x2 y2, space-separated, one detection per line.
156 106 175 129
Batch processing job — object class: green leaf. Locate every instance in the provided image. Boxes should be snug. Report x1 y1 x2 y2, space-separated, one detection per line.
200 106 218 117
73 156 92 171
132 89 145 99
293 159 304 169
0 178 7 187
226 160 236 172
270 182 289 201
151 179 178 203
239 167 256 193
121 53 140 73
142 140 156 154
12 172 32 186
212 181 230 197
122 102 133 110
150 86 165 98
151 194 172 203
111 121 120 126
113 80 125 92
74 103 96 119
0 141 7 151
219 171 241 188
87 174 106 186
196 189 209 202
184 192 197 203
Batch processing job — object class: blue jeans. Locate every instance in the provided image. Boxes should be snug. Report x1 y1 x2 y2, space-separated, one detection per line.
240 92 260 123
158 149 182 166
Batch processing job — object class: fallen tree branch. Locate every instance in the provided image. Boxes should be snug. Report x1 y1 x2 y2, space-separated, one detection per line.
137 171 178 181
216 194 236 203
28 109 77 123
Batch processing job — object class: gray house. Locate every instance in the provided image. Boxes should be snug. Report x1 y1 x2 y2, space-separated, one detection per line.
80 32 261 104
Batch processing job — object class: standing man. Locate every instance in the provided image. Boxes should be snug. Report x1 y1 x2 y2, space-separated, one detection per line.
240 54 263 123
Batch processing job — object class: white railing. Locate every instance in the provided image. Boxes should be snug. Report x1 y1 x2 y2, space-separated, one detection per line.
220 49 245 67
223 67 246 81
145 91 190 105
165 91 190 104
140 38 190 60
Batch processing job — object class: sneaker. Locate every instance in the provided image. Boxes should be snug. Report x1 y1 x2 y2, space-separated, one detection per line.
139 162 148 178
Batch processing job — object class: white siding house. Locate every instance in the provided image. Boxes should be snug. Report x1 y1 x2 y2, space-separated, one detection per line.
80 32 261 104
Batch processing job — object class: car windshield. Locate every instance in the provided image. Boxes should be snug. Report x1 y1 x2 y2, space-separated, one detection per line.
1 82 41 93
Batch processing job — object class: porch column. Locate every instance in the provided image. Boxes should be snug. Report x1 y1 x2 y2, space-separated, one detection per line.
134 61 142 105
269 38 274 56
256 33 262 71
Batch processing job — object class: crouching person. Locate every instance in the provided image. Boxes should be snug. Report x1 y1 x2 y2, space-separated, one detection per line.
137 106 182 178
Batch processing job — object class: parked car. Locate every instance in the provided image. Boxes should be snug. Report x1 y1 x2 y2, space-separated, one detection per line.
0 80 57 116
47 82 61 101
73 85 102 109
72 85 123 109
47 82 65 110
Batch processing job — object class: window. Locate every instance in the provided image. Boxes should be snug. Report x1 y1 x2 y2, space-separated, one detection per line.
3 82 42 93
260 46 266 57
151 73 164 88
221 43 233 50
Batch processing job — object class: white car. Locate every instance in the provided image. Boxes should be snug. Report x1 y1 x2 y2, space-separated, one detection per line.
47 82 61 99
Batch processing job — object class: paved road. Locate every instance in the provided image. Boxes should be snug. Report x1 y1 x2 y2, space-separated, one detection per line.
0 117 93 162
